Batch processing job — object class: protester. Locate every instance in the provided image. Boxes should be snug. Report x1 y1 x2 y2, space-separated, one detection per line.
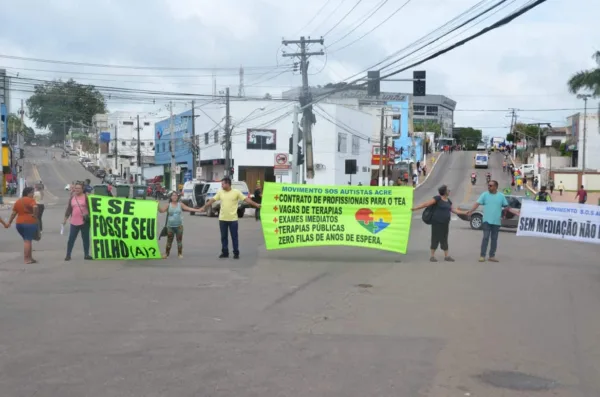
33 183 45 232
535 186 551 202
411 185 467 262
557 181 565 196
253 182 262 221
158 191 203 259
575 185 587 204
4 187 39 264
63 182 92 261
467 180 518 262
200 177 261 259
84 179 93 194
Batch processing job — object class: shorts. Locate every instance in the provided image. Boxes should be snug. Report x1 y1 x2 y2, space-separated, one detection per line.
16 223 39 241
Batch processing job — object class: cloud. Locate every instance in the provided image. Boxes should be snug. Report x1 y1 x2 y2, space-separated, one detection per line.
0 0 598 137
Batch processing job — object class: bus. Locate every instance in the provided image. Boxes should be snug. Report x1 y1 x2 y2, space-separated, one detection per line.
438 137 455 150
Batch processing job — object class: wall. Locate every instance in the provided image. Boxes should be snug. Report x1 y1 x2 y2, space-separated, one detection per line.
387 99 413 160
575 113 600 170
586 174 600 190
550 170 600 191
544 135 567 147
552 172 578 191
154 109 193 169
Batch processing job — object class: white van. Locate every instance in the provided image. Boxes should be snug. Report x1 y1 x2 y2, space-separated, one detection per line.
187 180 250 218
518 164 535 176
474 153 489 169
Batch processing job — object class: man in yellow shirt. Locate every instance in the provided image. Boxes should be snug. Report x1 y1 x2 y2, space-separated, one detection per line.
201 177 261 259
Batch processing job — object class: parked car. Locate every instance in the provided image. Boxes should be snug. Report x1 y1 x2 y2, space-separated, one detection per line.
187 181 250 218
518 164 535 176
457 195 523 230
95 169 107 179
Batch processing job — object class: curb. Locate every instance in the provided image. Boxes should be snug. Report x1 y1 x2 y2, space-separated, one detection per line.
415 152 444 190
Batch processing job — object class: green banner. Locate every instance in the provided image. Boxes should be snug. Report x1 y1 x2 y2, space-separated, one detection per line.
260 183 413 253
89 195 161 260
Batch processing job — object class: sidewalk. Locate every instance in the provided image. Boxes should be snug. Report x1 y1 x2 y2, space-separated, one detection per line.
548 190 600 205
415 151 444 190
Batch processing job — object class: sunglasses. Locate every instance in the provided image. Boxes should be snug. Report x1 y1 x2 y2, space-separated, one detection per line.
488 184 495 188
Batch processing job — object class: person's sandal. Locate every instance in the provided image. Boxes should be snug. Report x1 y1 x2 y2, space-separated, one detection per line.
488 257 499 262
429 256 438 262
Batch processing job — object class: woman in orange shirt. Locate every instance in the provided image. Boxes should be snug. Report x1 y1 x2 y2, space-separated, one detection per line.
4 186 40 264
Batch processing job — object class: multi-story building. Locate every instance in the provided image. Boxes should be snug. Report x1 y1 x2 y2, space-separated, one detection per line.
568 111 600 172
154 100 374 188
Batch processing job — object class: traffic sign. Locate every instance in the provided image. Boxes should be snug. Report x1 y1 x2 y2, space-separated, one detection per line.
274 153 290 170
196 167 203 177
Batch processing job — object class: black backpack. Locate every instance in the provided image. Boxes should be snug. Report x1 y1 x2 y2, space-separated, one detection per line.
422 196 445 225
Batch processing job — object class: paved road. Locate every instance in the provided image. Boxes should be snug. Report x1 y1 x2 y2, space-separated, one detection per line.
1 149 599 396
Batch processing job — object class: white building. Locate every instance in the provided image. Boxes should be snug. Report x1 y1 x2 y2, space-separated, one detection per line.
193 100 373 187
568 111 600 171
94 111 156 177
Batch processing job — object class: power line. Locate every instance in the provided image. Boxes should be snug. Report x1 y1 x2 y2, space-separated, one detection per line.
292 0 334 36
328 0 413 53
322 0 363 37
310 0 348 36
0 54 286 71
325 0 389 48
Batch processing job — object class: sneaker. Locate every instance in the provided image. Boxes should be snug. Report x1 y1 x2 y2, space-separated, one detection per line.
64 256 71 261
84 255 93 260
219 253 228 259
488 257 499 262
233 254 239 260
444 256 455 262
162 253 168 259
478 257 485 262
178 254 183 259
429 256 438 262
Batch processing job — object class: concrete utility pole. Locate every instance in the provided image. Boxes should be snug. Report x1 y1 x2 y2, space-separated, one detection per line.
169 101 176 191
525 122 551 181
577 94 591 186
190 100 197 179
113 124 118 170
282 36 324 181
0 101 4 203
224 88 232 178
378 107 385 186
292 106 300 184
136 115 142 183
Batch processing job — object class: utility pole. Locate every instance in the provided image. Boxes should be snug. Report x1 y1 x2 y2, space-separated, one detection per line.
508 108 518 160
169 101 176 191
282 36 324 181
577 94 591 187
191 100 197 179
114 124 118 170
525 122 551 182
378 107 385 186
136 115 142 183
224 87 232 178
0 101 4 203
292 106 300 184
238 66 245 97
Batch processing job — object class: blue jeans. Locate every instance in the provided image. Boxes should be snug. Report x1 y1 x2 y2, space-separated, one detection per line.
66 223 90 257
480 222 500 258
219 221 239 256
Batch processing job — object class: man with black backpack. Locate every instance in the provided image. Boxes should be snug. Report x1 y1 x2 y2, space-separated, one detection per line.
534 186 552 202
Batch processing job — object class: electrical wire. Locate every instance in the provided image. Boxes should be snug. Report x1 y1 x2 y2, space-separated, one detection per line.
291 0 334 36
322 0 363 37
310 0 348 36
328 0 413 54
324 0 388 48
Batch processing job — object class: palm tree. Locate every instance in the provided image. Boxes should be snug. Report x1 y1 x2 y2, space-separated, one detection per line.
567 51 600 96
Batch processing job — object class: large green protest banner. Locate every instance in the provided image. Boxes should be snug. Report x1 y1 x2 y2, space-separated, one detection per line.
89 195 161 260
260 183 413 254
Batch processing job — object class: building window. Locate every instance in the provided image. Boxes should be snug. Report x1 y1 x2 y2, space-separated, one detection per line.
204 133 209 145
351 135 360 155
213 131 218 143
162 142 166 152
140 142 145 147
121 141 126 146
338 132 347 153
144 122 150 126
414 118 424 125
122 121 134 125
414 105 425 116
246 129 277 150
426 106 438 116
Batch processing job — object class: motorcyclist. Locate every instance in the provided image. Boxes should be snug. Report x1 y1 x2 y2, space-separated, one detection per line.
534 186 552 202
471 172 477 184
486 172 491 182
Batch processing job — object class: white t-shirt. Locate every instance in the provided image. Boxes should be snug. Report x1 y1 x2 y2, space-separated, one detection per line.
34 190 44 205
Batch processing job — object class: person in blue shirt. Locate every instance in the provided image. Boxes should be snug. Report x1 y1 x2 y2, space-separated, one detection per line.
467 180 514 262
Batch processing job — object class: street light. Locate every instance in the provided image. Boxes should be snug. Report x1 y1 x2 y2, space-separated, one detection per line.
577 94 591 186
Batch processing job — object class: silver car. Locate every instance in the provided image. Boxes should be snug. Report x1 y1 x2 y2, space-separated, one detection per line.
457 195 523 230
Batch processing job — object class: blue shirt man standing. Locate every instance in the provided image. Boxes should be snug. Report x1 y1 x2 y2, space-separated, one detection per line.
468 179 510 262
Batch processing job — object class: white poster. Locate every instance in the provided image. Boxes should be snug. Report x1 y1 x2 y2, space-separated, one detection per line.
517 201 600 244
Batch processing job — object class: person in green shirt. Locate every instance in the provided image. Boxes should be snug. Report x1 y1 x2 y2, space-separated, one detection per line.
201 177 261 259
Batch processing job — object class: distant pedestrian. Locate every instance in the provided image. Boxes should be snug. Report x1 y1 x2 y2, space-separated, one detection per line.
200 178 261 259
575 185 588 204
63 182 92 261
557 181 565 196
253 182 262 221
33 184 45 232
467 180 518 262
412 185 467 262
547 179 554 194
535 186 551 202
4 187 40 264
422 164 427 177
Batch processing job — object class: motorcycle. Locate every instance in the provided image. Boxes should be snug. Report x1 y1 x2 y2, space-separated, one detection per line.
471 176 477 185
486 174 491 183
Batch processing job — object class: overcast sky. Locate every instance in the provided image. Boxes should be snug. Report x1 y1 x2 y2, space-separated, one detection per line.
0 0 598 137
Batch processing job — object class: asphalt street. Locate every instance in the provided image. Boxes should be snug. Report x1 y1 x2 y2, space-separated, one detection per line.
1 148 599 396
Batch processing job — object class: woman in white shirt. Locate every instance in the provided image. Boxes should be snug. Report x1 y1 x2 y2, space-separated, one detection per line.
33 184 45 232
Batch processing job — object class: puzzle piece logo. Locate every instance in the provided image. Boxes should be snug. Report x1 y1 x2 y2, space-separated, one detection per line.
355 208 392 234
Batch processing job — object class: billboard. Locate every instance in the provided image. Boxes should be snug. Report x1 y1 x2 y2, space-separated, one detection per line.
247 129 276 150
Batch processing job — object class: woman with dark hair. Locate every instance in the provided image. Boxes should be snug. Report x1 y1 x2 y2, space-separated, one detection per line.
158 191 203 259
4 187 40 264
63 181 92 261
411 185 467 262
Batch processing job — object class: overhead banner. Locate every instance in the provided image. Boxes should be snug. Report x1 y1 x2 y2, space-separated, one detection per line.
260 183 413 254
89 195 162 260
516 201 600 244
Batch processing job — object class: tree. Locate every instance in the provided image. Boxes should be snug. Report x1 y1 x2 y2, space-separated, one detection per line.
506 133 515 143
6 113 36 143
414 120 442 136
263 93 272 100
452 126 482 149
26 79 106 142
567 51 600 96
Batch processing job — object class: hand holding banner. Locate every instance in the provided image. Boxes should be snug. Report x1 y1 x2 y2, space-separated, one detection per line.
89 195 162 260
260 183 413 253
